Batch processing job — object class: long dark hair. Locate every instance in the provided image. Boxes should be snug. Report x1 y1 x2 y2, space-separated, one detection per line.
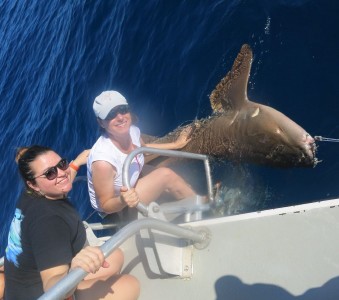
15 145 52 190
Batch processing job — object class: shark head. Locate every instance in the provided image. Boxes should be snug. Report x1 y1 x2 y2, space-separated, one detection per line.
235 102 317 167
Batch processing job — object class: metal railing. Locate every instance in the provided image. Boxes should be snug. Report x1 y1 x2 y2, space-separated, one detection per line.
38 218 210 300
122 147 214 216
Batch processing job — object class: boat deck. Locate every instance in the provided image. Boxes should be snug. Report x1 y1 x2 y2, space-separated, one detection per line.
121 199 339 299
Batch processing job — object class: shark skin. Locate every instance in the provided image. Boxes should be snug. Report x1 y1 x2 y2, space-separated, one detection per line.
145 44 317 168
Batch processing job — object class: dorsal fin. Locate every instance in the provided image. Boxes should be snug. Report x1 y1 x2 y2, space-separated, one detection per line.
210 44 253 113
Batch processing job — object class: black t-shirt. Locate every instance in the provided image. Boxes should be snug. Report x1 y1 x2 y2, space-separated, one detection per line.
4 191 86 300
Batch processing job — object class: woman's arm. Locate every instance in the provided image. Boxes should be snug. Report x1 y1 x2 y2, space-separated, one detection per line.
40 246 108 298
40 264 71 296
0 266 4 300
69 149 90 183
142 127 191 150
92 160 126 214
92 160 141 214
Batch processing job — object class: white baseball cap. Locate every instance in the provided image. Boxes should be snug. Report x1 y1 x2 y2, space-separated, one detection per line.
93 91 128 119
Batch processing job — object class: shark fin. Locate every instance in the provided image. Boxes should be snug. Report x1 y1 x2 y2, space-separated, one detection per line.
210 44 253 113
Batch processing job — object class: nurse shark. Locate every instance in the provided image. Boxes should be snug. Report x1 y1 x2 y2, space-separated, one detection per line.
144 44 317 168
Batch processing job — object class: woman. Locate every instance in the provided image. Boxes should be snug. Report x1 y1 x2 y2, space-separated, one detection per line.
87 90 198 215
4 145 139 300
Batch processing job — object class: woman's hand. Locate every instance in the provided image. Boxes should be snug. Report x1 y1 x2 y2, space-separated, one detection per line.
173 126 192 149
120 186 140 208
70 246 109 274
144 126 192 150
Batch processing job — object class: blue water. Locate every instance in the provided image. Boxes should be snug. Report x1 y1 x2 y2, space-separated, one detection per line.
1 0 339 256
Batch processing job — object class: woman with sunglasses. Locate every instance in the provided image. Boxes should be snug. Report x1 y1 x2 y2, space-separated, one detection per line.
87 90 199 216
4 145 139 300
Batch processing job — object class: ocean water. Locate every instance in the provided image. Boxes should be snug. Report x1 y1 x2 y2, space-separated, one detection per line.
1 0 339 256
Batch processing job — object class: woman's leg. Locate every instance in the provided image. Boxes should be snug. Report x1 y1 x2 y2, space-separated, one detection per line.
75 249 140 300
135 167 196 204
75 274 139 300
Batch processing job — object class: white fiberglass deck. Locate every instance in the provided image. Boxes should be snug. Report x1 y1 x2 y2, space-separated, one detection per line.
121 198 339 300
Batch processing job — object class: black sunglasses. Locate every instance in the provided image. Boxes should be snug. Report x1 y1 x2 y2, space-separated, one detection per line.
104 105 130 120
34 158 69 180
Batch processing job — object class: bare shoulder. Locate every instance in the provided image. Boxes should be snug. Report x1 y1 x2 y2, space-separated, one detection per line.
92 160 117 175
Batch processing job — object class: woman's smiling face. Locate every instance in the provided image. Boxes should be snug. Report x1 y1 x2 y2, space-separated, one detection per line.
100 110 132 137
27 151 72 199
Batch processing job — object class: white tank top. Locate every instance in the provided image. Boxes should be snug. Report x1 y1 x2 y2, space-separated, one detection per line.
87 125 144 211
